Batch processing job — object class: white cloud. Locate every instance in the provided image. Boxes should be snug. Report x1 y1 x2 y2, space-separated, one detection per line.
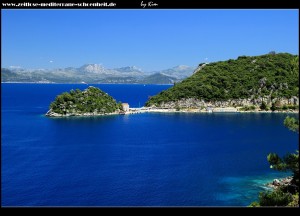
49 60 54 63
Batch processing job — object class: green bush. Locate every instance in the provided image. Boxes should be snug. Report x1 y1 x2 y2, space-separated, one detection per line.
249 201 260 207
288 193 299 207
240 106 256 111
284 116 299 132
271 103 276 111
258 190 293 206
260 101 268 110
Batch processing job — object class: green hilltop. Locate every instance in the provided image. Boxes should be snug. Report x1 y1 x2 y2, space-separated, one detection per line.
145 53 299 111
46 86 122 117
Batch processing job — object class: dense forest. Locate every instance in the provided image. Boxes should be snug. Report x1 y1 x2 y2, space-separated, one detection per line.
145 53 299 110
47 86 122 116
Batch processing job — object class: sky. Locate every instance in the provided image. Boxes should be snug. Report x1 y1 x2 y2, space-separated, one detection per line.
2 9 299 71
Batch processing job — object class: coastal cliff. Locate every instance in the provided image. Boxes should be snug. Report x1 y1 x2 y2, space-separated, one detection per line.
46 86 122 117
152 97 298 111
145 53 299 111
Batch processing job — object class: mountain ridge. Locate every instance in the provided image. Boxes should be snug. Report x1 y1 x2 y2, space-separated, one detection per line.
1 64 195 84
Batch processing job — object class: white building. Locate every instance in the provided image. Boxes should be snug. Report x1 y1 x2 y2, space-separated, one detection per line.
122 103 130 112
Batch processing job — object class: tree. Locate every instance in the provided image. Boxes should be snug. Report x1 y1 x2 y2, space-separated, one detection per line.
284 116 299 133
268 152 299 185
268 116 299 184
260 101 268 110
271 102 281 112
258 190 292 206
254 116 299 206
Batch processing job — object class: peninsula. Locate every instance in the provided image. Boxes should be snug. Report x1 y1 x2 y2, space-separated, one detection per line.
46 86 123 117
145 53 299 112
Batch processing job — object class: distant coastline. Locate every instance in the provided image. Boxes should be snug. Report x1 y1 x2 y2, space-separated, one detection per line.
125 107 299 115
1 82 173 86
46 107 299 117
2 64 194 85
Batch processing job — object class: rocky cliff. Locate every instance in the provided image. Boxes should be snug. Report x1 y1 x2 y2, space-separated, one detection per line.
154 96 299 109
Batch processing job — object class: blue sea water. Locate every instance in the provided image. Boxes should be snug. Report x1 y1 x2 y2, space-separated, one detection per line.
1 83 298 206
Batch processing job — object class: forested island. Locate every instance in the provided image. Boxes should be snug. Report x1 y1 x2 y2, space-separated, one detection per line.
145 53 299 112
46 86 122 117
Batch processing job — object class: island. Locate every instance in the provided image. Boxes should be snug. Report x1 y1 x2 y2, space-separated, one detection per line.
46 53 299 117
145 53 299 112
46 86 123 117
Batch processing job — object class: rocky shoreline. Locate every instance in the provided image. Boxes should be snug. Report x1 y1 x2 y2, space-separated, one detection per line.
131 107 298 114
45 109 119 117
266 176 293 190
149 109 299 114
45 107 299 117
148 97 299 110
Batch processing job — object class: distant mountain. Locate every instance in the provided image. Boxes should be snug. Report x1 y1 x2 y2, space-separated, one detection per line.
79 64 107 74
113 66 143 73
141 73 179 84
158 65 195 79
1 64 195 84
1 68 20 80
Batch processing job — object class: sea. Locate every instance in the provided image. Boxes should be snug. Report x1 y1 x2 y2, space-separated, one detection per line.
1 83 298 207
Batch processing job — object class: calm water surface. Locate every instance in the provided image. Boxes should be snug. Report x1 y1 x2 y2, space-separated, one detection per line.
1 84 298 206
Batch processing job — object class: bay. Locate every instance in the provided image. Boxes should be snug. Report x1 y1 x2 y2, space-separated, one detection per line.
1 83 298 206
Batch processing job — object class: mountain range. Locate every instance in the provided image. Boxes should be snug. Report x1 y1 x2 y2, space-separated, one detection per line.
1 64 195 84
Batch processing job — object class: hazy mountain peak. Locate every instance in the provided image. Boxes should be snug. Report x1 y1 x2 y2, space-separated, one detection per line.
159 65 195 79
114 66 143 72
80 64 105 73
172 65 192 70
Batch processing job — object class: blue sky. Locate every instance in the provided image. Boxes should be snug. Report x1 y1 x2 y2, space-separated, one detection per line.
2 9 298 71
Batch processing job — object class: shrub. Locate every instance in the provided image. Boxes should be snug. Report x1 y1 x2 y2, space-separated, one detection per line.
258 190 293 206
260 101 268 110
249 201 260 207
